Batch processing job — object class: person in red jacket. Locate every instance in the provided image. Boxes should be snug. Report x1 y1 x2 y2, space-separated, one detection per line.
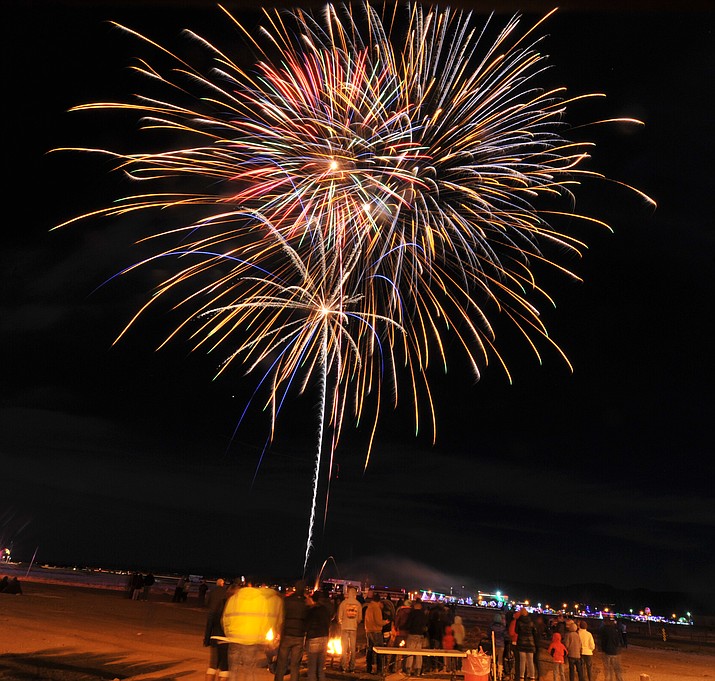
547 632 568 681
442 625 456 671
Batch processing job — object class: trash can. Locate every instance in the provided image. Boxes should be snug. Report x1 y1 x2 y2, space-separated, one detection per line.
462 650 491 681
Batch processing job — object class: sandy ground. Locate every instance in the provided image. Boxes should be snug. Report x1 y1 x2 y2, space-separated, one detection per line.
1 582 714 681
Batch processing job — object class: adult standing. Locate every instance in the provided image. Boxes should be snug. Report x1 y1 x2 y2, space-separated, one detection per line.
141 573 155 601
204 578 229 681
563 621 584 681
508 608 524 681
198 579 209 606
174 575 187 603
617 621 627 648
452 615 465 651
515 610 537 681
365 594 388 674
337 587 362 673
599 619 624 681
490 612 506 681
274 580 309 681
405 598 428 677
182 576 192 602
223 582 284 681
131 573 144 601
305 590 333 681
577 621 595 681
427 605 447 672
392 599 412 673
452 615 466 670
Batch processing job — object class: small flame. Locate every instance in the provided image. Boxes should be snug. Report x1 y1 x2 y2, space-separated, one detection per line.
399 640 406 647
266 628 275 642
327 637 342 655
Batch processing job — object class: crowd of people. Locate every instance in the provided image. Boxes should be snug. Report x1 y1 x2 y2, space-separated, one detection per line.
490 609 626 681
196 579 629 681
124 571 155 600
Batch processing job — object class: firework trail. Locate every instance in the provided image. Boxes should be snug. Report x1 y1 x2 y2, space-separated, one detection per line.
56 3 653 572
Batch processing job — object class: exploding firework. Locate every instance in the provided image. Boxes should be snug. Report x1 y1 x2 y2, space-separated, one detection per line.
55 3 653 571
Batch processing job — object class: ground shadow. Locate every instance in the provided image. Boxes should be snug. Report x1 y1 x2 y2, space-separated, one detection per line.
0 649 196 680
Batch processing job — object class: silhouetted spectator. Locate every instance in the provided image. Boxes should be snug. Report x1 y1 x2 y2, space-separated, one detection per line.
204 578 229 681
274 579 309 681
173 575 187 602
141 572 155 601
132 573 144 600
3 576 22 595
198 578 209 606
516 610 538 681
306 590 333 681
599 619 624 681
405 598 428 676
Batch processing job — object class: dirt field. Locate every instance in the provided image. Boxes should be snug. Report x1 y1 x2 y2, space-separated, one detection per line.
1 582 714 681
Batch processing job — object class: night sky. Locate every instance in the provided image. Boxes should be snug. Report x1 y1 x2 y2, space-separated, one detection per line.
2 2 713 610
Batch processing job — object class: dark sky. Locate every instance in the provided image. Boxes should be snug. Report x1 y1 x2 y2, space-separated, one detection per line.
2 2 713 610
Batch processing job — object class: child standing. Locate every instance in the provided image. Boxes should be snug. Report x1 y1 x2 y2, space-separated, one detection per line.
442 625 456 671
547 632 568 681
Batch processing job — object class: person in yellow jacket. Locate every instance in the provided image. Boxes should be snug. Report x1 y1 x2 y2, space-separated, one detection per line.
222 581 284 681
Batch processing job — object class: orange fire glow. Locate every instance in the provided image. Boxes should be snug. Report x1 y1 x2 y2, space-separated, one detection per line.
327 638 342 655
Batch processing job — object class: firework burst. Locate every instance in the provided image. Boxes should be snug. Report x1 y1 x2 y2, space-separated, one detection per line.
56 3 653 571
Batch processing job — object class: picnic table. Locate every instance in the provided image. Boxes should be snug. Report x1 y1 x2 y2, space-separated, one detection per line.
372 646 467 681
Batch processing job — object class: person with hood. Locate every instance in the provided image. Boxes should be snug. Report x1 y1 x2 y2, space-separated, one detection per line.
490 612 506 680
564 621 584 681
337 587 362 672
515 609 537 681
274 580 310 681
577 621 595 681
547 632 568 681
452 615 465 650
442 625 456 671
451 615 466 670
